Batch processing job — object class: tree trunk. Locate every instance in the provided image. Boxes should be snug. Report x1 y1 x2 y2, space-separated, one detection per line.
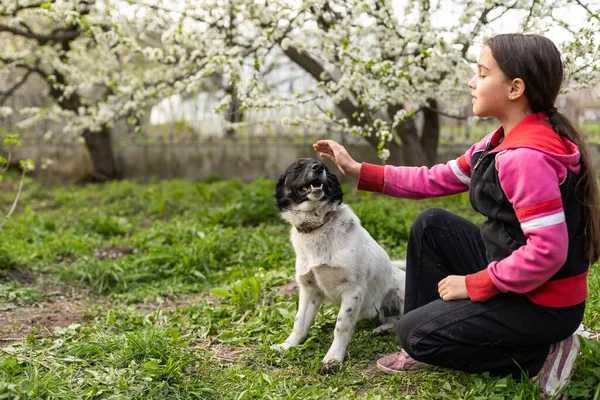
399 124 428 166
45 69 120 182
385 104 424 166
386 109 425 166
382 141 404 166
225 84 241 140
421 99 440 166
81 126 119 182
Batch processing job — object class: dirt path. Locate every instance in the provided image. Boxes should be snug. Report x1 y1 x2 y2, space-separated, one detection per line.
0 269 101 343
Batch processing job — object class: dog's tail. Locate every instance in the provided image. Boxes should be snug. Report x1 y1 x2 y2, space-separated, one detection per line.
391 260 406 271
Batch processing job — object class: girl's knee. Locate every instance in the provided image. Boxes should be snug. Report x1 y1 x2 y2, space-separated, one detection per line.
408 208 459 247
412 208 452 232
397 311 425 359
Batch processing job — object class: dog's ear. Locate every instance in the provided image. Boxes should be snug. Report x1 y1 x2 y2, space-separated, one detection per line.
326 172 343 205
275 172 290 210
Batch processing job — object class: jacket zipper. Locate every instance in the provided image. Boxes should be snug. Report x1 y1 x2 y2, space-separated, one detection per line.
473 149 490 171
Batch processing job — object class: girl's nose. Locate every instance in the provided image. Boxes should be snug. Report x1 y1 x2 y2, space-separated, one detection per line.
468 74 476 90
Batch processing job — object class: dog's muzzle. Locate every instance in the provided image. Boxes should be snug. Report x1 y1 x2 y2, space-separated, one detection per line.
307 183 324 201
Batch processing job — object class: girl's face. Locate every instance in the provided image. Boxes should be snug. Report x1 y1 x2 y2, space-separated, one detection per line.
468 46 512 119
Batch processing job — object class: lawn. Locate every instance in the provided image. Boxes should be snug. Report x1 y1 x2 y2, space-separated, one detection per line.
0 173 599 399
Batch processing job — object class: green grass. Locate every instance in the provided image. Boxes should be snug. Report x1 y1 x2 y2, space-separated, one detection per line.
0 282 46 306
0 173 599 399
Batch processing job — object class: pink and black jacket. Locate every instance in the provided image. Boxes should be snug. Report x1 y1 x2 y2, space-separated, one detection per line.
357 113 588 308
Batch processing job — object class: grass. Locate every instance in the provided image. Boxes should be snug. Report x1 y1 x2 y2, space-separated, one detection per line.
0 172 599 399
0 282 46 305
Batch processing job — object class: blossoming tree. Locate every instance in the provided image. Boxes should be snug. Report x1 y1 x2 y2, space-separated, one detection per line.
1 0 599 177
0 0 230 179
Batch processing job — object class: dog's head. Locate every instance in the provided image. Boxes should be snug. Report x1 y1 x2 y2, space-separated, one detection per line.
275 158 343 211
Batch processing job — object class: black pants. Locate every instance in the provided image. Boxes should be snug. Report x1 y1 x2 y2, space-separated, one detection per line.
398 208 585 378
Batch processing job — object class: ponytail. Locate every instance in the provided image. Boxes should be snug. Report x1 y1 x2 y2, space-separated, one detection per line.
547 111 600 263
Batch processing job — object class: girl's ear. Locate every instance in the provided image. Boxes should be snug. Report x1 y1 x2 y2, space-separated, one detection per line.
508 78 526 100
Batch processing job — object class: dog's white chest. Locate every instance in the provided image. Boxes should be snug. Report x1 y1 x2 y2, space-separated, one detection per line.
298 265 350 305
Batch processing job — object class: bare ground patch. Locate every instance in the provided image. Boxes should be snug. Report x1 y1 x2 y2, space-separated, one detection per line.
0 246 141 343
192 338 302 375
134 293 211 313
0 270 104 343
93 245 136 260
194 337 256 365
272 279 298 295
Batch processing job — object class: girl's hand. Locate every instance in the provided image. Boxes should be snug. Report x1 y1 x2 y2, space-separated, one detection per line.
312 140 361 178
438 275 469 301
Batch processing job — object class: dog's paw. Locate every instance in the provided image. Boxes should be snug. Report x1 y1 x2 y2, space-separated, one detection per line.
372 322 396 335
317 360 342 375
270 343 290 351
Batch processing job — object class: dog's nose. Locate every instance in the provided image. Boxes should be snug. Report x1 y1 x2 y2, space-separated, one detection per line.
311 163 324 172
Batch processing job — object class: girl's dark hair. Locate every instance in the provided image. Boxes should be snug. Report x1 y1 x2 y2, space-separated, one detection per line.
486 33 600 262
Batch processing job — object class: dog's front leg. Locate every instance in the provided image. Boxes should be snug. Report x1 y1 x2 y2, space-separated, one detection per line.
318 290 364 374
272 283 324 351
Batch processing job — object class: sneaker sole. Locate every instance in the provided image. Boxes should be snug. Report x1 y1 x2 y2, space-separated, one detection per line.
376 360 432 374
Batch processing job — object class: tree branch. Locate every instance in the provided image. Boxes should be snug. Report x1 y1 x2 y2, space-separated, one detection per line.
124 0 183 15
124 0 221 30
0 23 83 45
549 15 577 35
1 146 12 174
0 51 83 112
0 169 25 231
459 1 518 59
0 68 35 106
18 20 34 34
282 44 384 149
523 0 536 29
418 107 469 120
574 0 600 22
1 1 54 16
282 46 359 122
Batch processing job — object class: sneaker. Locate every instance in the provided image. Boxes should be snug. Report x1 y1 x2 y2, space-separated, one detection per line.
376 349 432 374
575 323 593 339
537 334 580 395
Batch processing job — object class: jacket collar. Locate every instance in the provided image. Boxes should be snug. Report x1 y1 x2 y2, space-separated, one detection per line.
489 112 570 155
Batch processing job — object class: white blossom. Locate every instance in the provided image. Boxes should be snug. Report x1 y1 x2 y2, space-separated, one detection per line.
0 0 598 153
0 107 13 117
379 148 390 161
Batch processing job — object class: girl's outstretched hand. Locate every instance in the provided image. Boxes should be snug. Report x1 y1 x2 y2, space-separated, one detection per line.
313 140 361 178
438 275 469 301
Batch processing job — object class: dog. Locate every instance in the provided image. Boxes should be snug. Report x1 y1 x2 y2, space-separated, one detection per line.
271 158 406 374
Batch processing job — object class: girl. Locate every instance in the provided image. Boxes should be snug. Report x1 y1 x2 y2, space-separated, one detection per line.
313 34 600 395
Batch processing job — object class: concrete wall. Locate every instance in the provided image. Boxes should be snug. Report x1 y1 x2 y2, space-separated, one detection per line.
12 142 600 184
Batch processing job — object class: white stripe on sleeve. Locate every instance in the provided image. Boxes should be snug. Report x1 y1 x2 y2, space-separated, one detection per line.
520 211 565 232
449 159 471 186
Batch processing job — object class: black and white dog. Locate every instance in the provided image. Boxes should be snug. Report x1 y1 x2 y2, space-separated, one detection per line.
272 158 406 374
